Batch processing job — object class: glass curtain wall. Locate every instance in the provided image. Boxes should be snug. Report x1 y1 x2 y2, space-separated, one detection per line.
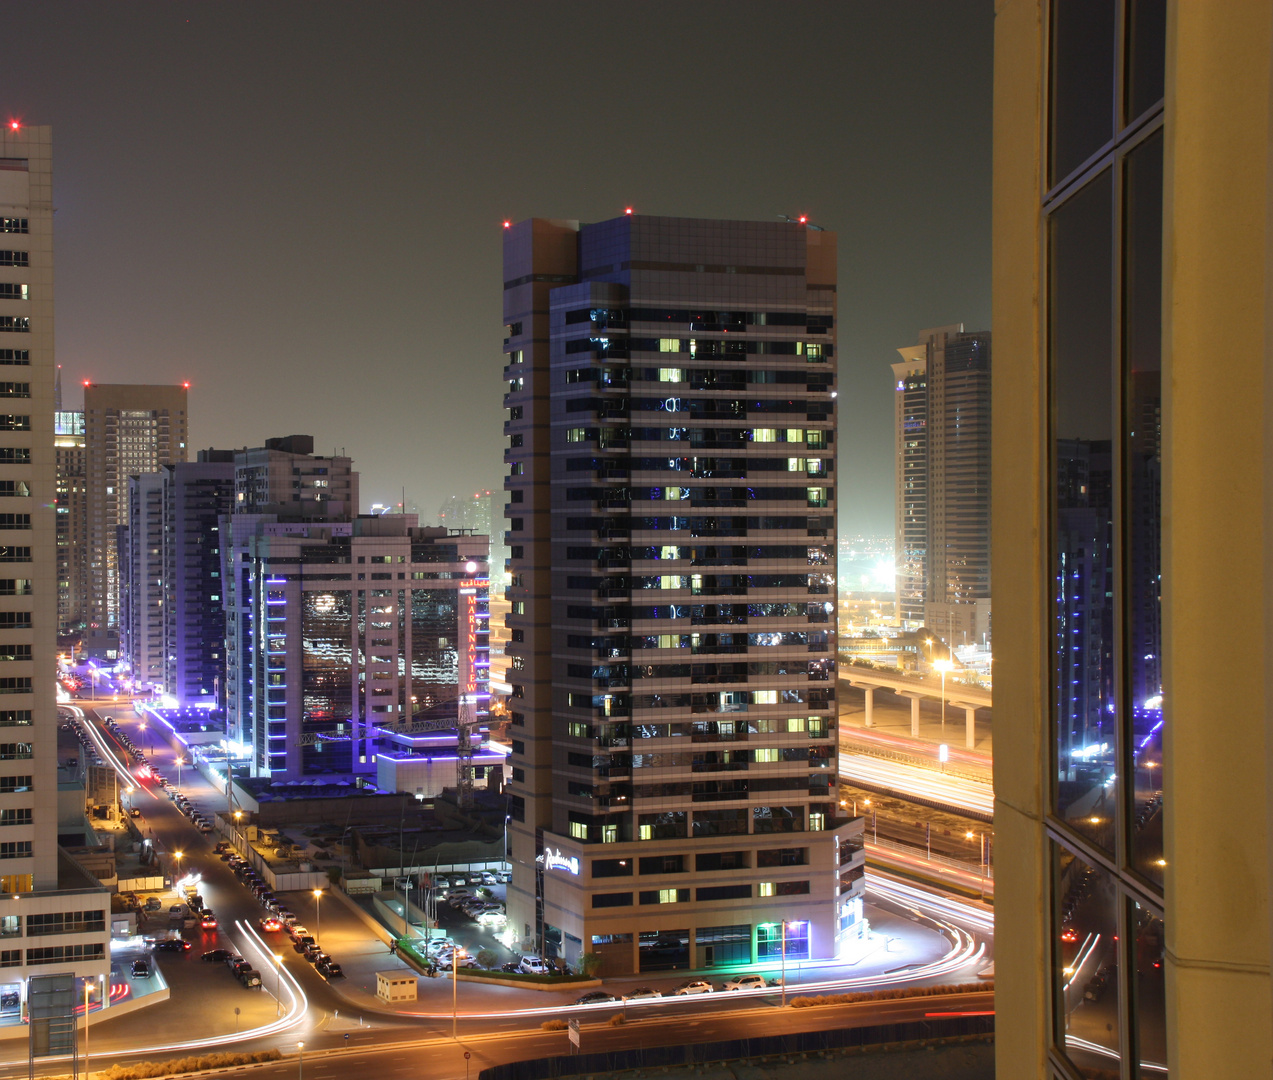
1046 1 1166 1077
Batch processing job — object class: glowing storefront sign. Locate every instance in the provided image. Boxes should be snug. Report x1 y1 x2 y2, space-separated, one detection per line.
544 848 580 875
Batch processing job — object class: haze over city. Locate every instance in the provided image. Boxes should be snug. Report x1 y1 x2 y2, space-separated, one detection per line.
7 1 991 536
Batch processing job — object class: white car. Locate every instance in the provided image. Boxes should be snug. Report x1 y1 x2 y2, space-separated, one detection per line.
476 911 507 927
426 938 456 956
623 987 663 1001
673 979 714 996
517 955 547 975
480 872 498 886
721 974 768 992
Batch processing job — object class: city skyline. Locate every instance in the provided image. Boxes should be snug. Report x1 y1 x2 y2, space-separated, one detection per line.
4 2 991 538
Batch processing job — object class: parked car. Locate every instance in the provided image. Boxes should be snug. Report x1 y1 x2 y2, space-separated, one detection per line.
131 959 150 978
623 987 662 1001
224 954 246 969
202 949 232 963
673 979 715 996
721 974 767 992
316 959 344 979
574 991 618 1006
293 935 315 954
480 871 498 886
303 943 325 962
286 924 309 942
517 955 547 975
238 969 262 989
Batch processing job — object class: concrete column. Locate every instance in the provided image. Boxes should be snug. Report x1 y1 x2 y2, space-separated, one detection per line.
965 706 977 750
910 695 920 738
863 687 874 728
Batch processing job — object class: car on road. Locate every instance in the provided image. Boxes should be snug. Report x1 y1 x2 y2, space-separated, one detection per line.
316 959 344 979
259 917 282 933
623 987 662 1001
200 913 218 930
517 955 547 975
201 949 232 962
154 939 191 953
574 991 618 1006
673 979 714 996
131 959 150 978
720 974 767 992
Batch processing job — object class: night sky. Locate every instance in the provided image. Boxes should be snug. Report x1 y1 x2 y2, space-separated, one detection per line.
7 1 991 539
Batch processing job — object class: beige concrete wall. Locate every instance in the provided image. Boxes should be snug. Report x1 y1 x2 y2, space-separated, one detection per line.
1162 4 1273 1076
990 1 1049 1076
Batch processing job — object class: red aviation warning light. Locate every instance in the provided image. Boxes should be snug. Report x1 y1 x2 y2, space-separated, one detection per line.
82 379 91 388
8 121 18 132
503 220 511 229
624 207 633 215
182 381 190 389
798 215 808 224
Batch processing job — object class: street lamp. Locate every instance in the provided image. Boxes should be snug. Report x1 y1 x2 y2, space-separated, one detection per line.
273 954 284 1016
312 889 323 944
173 850 184 881
176 756 184 790
933 658 952 736
453 945 466 1040
297 1041 304 1080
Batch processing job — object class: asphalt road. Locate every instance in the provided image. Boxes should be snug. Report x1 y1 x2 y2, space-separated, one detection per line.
7 705 992 1080
198 990 996 1080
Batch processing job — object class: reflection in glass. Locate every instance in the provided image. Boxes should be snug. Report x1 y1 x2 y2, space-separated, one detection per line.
1132 903 1168 1076
1054 845 1121 1076
1050 0 1116 184
1050 171 1116 852
1124 131 1164 887
1126 0 1167 123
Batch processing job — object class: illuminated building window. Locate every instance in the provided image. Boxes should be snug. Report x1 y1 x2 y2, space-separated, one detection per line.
658 368 683 382
659 339 681 353
758 882 775 897
569 821 587 840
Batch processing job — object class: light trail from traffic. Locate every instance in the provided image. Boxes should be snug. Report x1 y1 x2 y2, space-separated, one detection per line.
388 875 990 1021
839 750 994 815
0 922 309 1068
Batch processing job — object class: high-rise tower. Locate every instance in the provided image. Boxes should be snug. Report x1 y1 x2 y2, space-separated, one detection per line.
84 382 188 636
0 123 110 996
502 214 864 974
891 325 991 644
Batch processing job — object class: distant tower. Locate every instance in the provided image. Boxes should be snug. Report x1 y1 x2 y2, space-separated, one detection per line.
84 382 189 635
891 325 992 645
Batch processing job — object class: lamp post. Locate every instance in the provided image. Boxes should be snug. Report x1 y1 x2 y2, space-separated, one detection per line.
453 946 466 1040
312 889 323 945
274 954 284 1016
176 756 184 791
933 659 952 736
297 1041 304 1080
780 921 787 1008
83 978 91 1080
173 850 184 884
